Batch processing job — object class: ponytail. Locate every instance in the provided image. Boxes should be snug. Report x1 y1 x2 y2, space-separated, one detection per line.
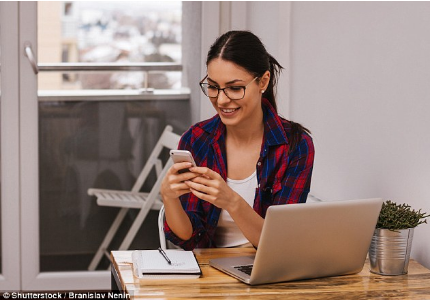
289 121 311 155
262 54 283 113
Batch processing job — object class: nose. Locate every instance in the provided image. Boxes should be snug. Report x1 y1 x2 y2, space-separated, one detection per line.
216 90 231 105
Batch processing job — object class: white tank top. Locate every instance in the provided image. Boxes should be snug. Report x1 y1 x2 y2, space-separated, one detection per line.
214 171 258 247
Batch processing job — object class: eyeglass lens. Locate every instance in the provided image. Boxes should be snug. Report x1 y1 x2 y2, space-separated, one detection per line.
203 85 245 100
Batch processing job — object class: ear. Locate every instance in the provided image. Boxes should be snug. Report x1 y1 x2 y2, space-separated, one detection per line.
259 70 270 92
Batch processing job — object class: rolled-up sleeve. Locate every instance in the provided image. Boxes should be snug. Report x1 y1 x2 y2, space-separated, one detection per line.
164 195 216 250
163 127 217 250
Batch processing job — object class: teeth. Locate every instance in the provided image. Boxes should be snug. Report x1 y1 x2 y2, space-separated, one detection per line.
221 108 238 113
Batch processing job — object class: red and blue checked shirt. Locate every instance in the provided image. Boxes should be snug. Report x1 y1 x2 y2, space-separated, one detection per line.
164 98 315 250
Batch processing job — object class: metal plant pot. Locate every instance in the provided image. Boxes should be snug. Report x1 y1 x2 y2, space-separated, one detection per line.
369 228 414 275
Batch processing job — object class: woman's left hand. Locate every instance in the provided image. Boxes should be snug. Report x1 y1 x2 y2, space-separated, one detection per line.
185 167 240 212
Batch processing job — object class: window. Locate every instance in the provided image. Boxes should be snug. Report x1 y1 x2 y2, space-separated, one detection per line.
38 1 182 90
37 1 188 272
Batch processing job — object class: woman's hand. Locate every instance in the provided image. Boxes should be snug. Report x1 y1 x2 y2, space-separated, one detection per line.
184 167 241 213
160 162 200 202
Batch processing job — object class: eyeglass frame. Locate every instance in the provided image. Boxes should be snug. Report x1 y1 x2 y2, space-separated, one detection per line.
199 75 259 100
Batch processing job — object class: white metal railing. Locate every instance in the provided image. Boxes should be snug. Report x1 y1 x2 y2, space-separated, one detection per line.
39 62 183 91
24 44 184 92
37 63 186 102
38 88 191 102
24 43 182 73
38 62 182 72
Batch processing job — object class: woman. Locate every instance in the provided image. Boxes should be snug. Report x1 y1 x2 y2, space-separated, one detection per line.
160 31 315 250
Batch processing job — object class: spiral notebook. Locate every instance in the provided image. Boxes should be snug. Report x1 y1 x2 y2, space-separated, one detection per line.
132 250 202 279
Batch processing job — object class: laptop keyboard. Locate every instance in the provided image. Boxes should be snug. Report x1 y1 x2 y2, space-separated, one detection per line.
234 264 253 276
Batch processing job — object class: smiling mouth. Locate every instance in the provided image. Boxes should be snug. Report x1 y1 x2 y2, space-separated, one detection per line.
220 108 240 113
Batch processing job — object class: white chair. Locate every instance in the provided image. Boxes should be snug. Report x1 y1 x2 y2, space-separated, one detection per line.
158 205 167 250
158 204 181 250
87 125 180 270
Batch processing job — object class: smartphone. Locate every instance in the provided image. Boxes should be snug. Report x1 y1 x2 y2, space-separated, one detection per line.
169 150 197 173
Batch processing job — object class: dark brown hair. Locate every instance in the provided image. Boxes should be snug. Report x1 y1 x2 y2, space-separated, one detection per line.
206 31 281 111
206 30 310 153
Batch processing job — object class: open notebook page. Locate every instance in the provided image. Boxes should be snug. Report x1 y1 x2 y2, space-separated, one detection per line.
132 250 201 275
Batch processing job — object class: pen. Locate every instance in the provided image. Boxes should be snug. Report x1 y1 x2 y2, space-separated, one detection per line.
158 247 172 264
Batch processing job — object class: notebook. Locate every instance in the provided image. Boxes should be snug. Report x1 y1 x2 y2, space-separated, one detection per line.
132 249 202 279
209 198 383 285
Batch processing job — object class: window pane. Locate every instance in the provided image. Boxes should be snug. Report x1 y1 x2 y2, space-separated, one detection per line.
39 99 190 271
38 1 182 90
37 1 187 272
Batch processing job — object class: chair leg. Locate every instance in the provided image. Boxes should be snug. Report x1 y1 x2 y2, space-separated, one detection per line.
118 204 153 250
118 161 172 250
155 159 163 178
88 207 128 270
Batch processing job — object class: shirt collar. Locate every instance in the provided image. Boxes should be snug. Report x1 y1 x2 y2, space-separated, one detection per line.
200 98 288 146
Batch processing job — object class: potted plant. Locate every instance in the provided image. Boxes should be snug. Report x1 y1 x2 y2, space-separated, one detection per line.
369 200 429 275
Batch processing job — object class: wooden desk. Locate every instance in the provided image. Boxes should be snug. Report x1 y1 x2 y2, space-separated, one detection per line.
111 248 430 299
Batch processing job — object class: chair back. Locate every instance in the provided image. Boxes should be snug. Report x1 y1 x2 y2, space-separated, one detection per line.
131 125 180 193
158 205 167 249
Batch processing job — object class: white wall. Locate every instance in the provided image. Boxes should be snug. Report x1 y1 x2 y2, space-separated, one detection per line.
197 1 430 268
244 2 291 119
289 2 430 268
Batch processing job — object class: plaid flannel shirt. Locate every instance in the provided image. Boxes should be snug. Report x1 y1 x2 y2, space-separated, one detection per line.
164 98 315 250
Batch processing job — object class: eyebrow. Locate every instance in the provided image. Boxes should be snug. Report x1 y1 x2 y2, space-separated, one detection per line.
207 77 245 85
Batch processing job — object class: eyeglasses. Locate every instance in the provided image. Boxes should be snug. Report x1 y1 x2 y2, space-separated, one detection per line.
199 75 259 100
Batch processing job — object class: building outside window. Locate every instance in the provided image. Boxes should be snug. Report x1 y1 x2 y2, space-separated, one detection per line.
38 1 182 90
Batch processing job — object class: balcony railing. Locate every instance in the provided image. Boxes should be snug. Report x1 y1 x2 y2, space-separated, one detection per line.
38 62 182 72
38 88 190 102
37 62 189 102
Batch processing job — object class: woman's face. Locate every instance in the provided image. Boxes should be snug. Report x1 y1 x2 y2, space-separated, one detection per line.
206 58 269 128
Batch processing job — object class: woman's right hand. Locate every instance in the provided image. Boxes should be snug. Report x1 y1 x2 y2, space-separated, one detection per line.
161 162 197 241
160 162 200 202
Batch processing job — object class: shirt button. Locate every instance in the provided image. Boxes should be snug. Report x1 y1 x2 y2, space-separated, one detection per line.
257 162 261 166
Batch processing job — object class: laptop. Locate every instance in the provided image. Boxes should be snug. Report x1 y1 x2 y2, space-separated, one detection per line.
209 198 383 285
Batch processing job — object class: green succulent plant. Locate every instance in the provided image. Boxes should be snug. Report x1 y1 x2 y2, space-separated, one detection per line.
376 200 429 230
